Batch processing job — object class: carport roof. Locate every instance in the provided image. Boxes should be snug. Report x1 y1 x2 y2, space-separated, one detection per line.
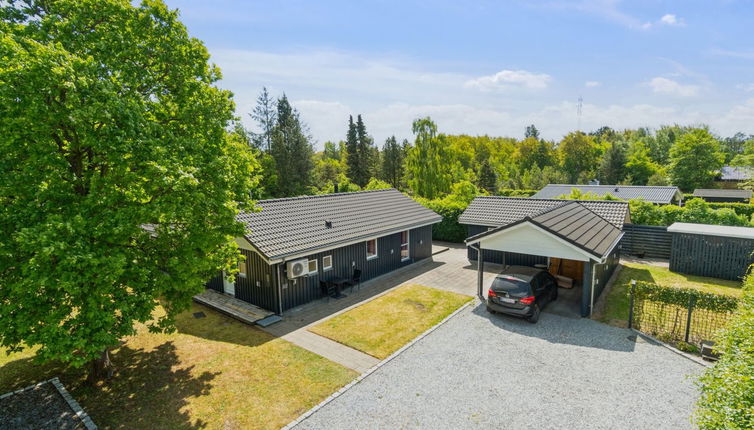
466 201 623 260
458 196 629 228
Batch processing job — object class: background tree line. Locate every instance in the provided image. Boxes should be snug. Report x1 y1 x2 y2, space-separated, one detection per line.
246 88 754 201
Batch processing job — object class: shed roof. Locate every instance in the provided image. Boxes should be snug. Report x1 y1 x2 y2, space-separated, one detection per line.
720 166 753 181
466 201 623 260
458 196 629 228
531 184 682 204
237 189 441 262
668 222 754 240
692 188 752 199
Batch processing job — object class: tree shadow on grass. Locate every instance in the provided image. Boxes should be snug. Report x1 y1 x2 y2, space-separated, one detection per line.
173 304 276 348
1 342 217 430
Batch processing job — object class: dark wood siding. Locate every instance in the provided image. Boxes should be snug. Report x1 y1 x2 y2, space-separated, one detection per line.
621 224 672 259
206 273 223 292
465 224 547 267
233 249 277 311
593 245 619 304
669 233 754 281
279 225 434 311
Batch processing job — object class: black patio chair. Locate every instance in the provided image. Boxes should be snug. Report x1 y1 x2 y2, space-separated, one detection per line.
346 268 362 293
320 280 337 302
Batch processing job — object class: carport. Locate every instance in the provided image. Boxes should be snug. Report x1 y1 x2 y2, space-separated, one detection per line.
466 201 623 317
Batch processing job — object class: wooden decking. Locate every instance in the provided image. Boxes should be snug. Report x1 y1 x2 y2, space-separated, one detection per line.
194 290 274 325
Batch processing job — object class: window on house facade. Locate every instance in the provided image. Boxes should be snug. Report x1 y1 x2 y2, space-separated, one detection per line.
308 259 318 274
238 260 247 277
366 239 378 259
322 255 333 271
400 230 410 261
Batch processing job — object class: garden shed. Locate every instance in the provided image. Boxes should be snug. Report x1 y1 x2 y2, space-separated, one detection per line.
668 222 754 281
692 188 752 203
461 197 628 317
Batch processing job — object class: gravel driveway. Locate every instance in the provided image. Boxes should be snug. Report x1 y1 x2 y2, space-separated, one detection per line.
294 302 702 430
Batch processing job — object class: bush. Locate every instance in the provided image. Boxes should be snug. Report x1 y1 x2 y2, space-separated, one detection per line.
415 197 468 243
695 276 754 429
496 188 537 197
629 198 751 227
707 202 754 218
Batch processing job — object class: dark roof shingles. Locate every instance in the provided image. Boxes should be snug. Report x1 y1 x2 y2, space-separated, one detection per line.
692 189 752 198
237 189 441 260
458 196 629 228
531 184 681 204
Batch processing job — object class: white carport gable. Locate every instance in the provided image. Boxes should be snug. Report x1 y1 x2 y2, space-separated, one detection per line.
476 222 596 262
464 201 624 317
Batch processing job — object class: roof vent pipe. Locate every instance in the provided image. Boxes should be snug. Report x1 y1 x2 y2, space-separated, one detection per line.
325 221 333 229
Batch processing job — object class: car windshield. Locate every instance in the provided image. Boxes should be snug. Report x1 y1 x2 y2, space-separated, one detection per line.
492 276 531 298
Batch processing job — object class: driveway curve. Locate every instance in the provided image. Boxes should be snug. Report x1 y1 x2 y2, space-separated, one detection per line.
294 302 701 430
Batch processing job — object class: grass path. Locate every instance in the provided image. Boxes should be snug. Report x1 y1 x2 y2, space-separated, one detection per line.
309 284 472 359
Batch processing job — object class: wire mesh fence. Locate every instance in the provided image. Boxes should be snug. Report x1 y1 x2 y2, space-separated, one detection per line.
628 281 739 347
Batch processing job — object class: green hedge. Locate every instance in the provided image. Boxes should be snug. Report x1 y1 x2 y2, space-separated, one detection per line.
696 276 754 429
629 198 752 227
497 188 537 197
415 198 468 243
633 281 739 313
707 202 754 218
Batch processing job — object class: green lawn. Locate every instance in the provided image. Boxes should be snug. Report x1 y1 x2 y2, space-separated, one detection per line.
0 304 356 430
597 262 743 326
309 284 473 359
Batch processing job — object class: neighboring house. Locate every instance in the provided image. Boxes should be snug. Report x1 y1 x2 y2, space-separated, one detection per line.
459 197 630 317
692 188 752 203
718 166 753 185
531 184 683 205
207 189 441 314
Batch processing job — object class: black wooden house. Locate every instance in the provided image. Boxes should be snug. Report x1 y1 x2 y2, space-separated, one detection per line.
207 189 441 314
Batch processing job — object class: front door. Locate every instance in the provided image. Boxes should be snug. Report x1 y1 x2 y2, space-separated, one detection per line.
222 271 236 296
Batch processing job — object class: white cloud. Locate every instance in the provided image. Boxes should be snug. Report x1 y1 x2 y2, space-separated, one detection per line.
585 81 601 87
660 14 682 26
647 77 699 97
464 69 552 91
710 48 754 60
737 83 754 92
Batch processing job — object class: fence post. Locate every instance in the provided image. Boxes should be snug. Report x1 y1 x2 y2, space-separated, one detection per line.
684 296 696 343
628 280 636 329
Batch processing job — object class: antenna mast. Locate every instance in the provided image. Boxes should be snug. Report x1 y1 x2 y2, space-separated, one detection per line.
577 96 583 132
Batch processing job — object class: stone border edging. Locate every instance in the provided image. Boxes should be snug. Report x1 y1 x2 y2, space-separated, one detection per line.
0 377 97 430
281 297 477 430
631 329 711 368
50 377 98 430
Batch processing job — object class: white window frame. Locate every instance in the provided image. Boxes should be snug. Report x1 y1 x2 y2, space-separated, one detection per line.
308 259 318 274
322 255 333 271
238 260 247 277
366 239 378 260
400 230 410 261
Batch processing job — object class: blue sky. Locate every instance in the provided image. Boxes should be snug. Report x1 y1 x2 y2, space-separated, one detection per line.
166 0 754 147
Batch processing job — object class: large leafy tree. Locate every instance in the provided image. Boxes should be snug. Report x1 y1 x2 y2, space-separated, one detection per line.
625 140 658 185
558 131 600 183
406 117 451 199
668 129 725 191
0 0 258 378
270 95 314 196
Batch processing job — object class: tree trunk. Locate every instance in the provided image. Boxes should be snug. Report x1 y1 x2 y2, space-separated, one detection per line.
88 348 114 384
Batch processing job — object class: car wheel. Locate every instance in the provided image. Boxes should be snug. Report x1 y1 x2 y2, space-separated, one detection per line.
527 305 540 323
486 306 496 314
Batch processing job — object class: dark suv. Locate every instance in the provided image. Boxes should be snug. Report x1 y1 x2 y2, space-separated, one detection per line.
486 265 558 323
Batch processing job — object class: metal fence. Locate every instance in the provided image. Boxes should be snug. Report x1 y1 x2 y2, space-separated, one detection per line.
621 224 672 259
628 281 739 346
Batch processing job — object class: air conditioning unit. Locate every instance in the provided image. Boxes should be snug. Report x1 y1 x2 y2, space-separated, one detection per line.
287 259 309 279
